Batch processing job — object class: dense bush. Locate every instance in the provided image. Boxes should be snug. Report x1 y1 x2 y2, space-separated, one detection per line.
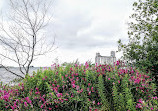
0 62 157 110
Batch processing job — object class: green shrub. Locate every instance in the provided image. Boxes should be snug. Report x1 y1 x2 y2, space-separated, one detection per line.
0 62 157 110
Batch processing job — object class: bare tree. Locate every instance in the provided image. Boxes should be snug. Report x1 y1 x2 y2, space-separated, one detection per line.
0 0 55 79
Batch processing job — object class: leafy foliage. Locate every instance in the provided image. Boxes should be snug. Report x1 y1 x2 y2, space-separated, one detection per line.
122 75 136 111
118 0 158 87
0 62 157 110
97 74 110 110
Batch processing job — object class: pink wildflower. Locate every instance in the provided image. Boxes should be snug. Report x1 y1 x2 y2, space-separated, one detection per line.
41 97 45 102
131 70 134 73
138 99 143 104
25 97 29 101
59 98 63 103
93 101 95 104
52 84 55 87
53 87 58 93
108 78 111 80
5 105 9 108
11 106 15 110
116 61 119 65
14 103 17 108
91 87 94 92
134 78 141 84
24 102 28 107
35 87 39 91
142 79 145 83
76 85 80 90
25 97 32 104
56 93 63 98
88 91 91 95
131 76 134 80
136 103 142 109
15 89 18 91
49 108 52 110
72 84 75 88
152 96 158 100
3 94 9 101
35 92 40 95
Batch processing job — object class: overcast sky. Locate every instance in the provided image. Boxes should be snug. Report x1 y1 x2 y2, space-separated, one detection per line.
0 0 134 67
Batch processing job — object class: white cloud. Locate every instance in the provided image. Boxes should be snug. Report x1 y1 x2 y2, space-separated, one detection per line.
49 0 134 65
0 0 135 66
0 0 3 8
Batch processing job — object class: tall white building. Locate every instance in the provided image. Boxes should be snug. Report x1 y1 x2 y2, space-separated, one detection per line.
95 51 116 65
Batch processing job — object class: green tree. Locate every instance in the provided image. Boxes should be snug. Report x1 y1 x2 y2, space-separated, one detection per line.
118 0 158 87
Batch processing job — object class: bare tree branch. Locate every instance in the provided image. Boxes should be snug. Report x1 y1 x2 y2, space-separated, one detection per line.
0 0 55 78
